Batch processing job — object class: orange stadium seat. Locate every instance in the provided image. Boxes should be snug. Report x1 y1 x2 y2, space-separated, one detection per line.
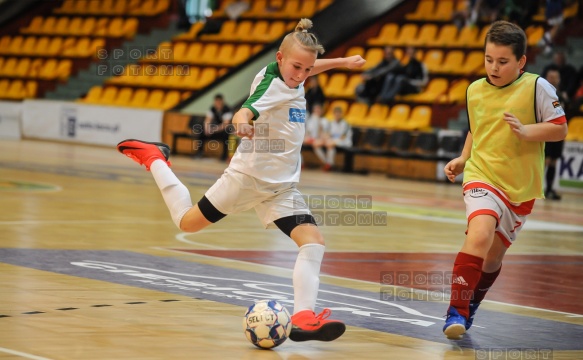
410 24 438 47
438 50 465 74
400 78 449 103
199 20 236 41
249 21 268 41
233 21 253 41
367 104 389 126
433 24 459 48
54 17 70 35
455 26 479 48
145 89 165 108
367 23 398 46
82 86 103 103
422 49 444 73
197 43 220 65
161 90 181 110
438 78 470 104
21 16 43 34
264 21 286 42
184 42 203 62
174 21 204 40
433 0 454 21
388 24 418 47
406 0 434 20
566 117 583 141
128 88 149 107
230 44 252 66
361 47 384 71
344 102 368 125
214 44 236 66
401 105 432 130
197 67 217 88
384 104 411 129
343 74 362 99
298 0 316 17
325 100 349 119
460 51 485 75
323 73 347 98
114 87 134 106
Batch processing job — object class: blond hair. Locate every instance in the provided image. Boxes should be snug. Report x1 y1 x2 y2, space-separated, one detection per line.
279 18 325 55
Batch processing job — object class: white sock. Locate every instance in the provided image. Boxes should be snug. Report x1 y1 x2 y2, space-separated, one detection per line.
150 159 193 229
293 243 325 314
313 147 327 164
326 147 336 165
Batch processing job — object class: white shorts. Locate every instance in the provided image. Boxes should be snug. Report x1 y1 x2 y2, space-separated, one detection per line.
205 167 310 228
463 187 527 247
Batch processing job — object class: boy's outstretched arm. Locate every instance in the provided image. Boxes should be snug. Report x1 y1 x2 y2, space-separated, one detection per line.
503 112 568 142
311 55 365 75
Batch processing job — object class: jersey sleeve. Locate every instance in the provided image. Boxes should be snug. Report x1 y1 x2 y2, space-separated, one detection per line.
242 76 298 120
536 77 566 124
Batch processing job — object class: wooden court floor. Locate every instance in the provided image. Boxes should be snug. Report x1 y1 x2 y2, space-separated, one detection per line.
1 139 582 360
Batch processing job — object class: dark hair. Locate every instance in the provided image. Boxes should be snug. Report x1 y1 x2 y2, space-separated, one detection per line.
214 93 224 100
484 20 527 60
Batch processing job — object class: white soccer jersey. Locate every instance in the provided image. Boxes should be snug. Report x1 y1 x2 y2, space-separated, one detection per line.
229 62 307 183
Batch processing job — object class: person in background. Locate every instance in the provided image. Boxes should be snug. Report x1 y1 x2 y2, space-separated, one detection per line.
312 106 352 171
377 46 428 104
355 46 401 105
305 76 325 115
542 66 567 200
198 93 233 161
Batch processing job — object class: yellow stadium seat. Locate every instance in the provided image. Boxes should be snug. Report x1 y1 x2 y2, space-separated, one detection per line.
197 43 219 65
145 89 165 108
171 42 188 62
14 58 31 77
325 100 349 119
406 0 434 20
410 24 438 47
161 90 181 110
180 67 200 89
361 47 384 71
318 0 333 11
93 18 109 36
56 60 72 80
5 80 25 99
438 79 470 104
433 24 459 48
128 88 149 107
455 26 478 48
113 87 134 106
433 0 454 21
122 17 139 39
0 36 11 53
34 37 50 56
0 79 9 97
174 21 204 40
460 51 484 75
108 17 125 37
230 44 252 66
367 104 389 126
264 21 286 42
40 17 56 34
99 87 118 105
197 67 218 88
298 0 316 17
342 74 362 99
470 26 490 48
233 21 253 41
422 49 444 73
46 37 63 56
73 0 90 14
389 24 418 47
566 117 583 141
38 59 58 79
248 21 269 42
438 50 465 74
214 44 236 66
526 25 544 47
323 73 347 98
54 17 70 35
199 20 236 41
245 0 267 18
367 23 399 46
0 57 17 76
68 17 85 35
7 36 24 55
184 42 203 62
21 16 43 34
384 104 410 129
344 102 368 125
401 106 432 130
399 78 448 103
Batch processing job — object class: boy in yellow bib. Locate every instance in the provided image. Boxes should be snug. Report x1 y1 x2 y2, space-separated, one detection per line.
442 20 568 339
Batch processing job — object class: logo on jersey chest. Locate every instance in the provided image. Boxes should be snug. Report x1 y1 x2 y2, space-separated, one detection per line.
289 108 306 123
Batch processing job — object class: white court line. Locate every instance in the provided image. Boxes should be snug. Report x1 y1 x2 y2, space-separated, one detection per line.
157 245 583 319
0 347 53 360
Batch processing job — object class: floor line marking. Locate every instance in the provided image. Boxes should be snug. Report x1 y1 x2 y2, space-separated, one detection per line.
0 347 53 360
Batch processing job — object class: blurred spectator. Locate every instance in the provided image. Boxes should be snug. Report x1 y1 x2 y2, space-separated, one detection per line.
305 76 325 115
538 0 564 55
304 103 327 146
198 93 233 161
543 66 566 200
542 51 579 100
467 0 504 26
312 106 352 171
355 46 401 105
377 46 428 104
504 0 538 29
224 0 249 20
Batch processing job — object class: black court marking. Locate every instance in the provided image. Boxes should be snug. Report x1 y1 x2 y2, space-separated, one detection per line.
1 249 582 350
3 300 182 318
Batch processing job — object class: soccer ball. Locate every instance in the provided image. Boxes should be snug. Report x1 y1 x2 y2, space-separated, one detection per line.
242 300 292 349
